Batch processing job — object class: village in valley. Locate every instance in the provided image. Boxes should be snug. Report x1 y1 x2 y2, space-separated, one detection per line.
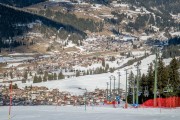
0 28 152 106
0 34 145 106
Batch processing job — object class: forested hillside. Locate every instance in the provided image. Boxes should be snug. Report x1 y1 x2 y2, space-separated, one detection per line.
38 8 104 33
0 0 48 7
0 4 86 50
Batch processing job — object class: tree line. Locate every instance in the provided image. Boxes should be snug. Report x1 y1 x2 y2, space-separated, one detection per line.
33 71 65 83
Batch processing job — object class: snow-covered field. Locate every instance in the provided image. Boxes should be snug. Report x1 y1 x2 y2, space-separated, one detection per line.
0 106 180 120
0 56 34 63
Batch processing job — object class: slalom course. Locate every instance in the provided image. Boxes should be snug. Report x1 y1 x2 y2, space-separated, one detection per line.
141 97 180 108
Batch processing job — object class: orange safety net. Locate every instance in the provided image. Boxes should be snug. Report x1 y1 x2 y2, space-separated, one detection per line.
141 97 180 108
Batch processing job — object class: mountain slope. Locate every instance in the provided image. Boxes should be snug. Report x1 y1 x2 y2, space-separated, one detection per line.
0 4 86 51
0 0 48 7
122 0 180 14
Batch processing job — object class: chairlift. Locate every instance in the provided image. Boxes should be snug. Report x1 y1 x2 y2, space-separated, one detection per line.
153 90 160 95
144 90 149 97
138 91 142 96
163 85 173 93
163 90 168 93
128 92 133 96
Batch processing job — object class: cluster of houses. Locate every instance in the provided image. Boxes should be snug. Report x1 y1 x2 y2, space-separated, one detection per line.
0 86 107 106
84 35 141 53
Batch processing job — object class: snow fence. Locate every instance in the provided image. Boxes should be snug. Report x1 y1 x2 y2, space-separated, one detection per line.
141 97 180 108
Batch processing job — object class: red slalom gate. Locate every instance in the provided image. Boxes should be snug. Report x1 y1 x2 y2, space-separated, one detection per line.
104 100 116 104
9 81 13 119
141 97 180 108
104 100 117 108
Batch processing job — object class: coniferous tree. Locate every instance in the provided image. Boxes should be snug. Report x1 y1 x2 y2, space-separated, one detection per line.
48 74 54 81
13 83 18 89
157 58 169 95
140 74 148 91
58 72 65 79
10 71 13 79
22 78 26 83
29 71 32 76
44 71 48 77
105 64 109 72
128 71 135 89
127 71 135 103
83 71 86 76
76 71 80 77
109 67 115 73
33 74 38 83
139 73 148 102
23 71 28 80
102 60 105 67
146 63 154 98
89 70 92 75
54 73 57 80
99 67 103 74
168 57 180 96
87 70 89 75
3 72 6 77
43 75 47 82
38 76 42 83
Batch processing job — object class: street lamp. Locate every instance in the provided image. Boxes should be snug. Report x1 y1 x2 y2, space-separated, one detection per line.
78 87 87 111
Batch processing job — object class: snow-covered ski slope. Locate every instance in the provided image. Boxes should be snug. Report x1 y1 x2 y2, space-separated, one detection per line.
0 106 180 120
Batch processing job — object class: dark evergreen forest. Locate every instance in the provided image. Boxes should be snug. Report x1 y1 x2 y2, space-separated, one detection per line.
0 0 48 7
128 57 180 104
